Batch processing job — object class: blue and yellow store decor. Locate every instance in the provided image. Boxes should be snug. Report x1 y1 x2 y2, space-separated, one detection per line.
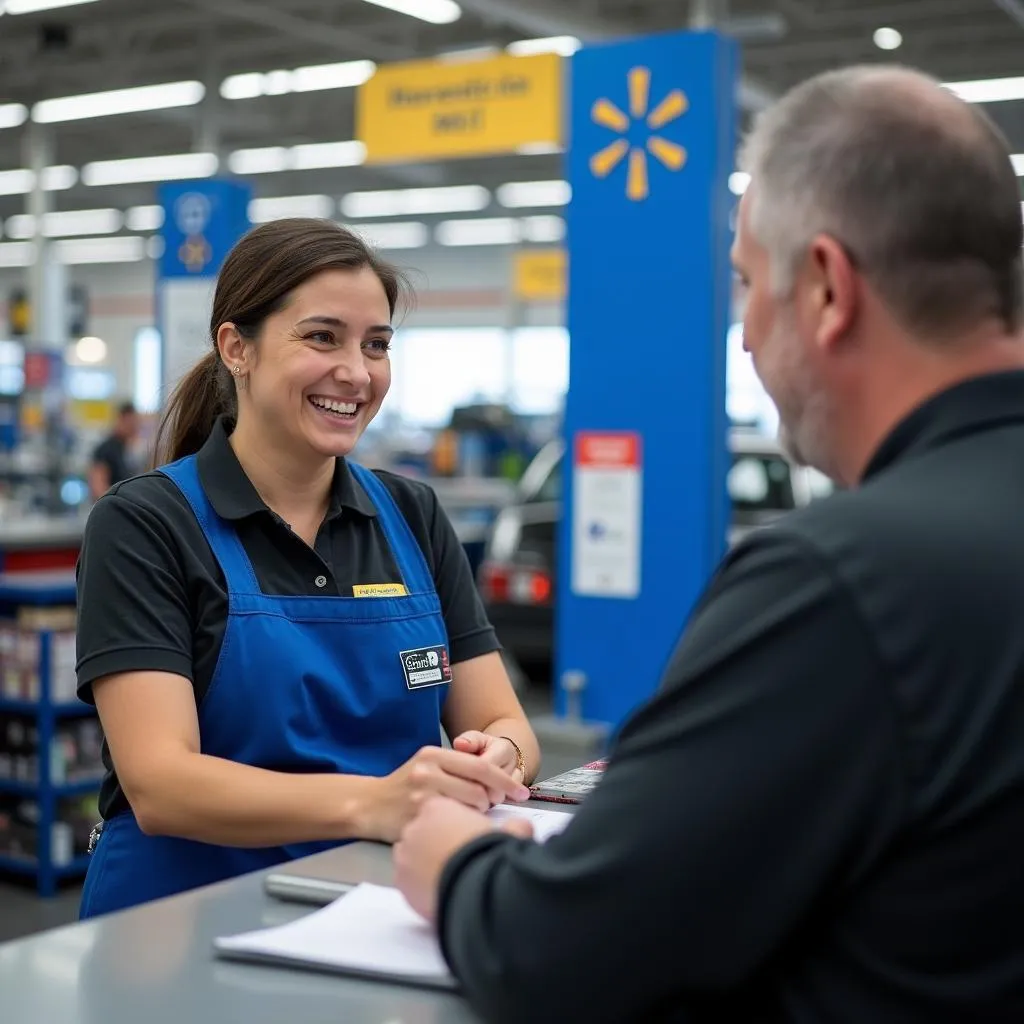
557 30 738 728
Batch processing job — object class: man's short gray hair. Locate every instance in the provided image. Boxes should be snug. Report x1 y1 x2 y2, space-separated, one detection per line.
739 65 1024 337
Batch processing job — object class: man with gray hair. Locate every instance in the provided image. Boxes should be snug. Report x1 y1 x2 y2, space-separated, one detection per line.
393 65 1024 1023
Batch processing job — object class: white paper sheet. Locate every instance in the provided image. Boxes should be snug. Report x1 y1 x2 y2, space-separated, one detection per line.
214 882 453 987
486 803 573 842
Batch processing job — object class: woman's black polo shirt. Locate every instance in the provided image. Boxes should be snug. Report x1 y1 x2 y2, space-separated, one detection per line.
75 418 500 819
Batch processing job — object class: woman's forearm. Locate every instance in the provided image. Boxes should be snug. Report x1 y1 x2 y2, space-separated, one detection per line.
483 716 541 785
129 752 383 847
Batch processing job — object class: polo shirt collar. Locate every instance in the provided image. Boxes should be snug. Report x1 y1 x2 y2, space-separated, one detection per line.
195 416 378 520
864 369 1024 481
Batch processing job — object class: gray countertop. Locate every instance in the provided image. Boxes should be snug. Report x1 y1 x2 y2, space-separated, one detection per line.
1 839 479 1024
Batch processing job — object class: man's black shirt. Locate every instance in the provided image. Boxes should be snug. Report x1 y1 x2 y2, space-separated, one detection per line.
438 370 1024 1024
91 434 132 487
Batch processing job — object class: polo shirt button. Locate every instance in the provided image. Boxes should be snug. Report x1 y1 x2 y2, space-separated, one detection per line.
315 575 328 589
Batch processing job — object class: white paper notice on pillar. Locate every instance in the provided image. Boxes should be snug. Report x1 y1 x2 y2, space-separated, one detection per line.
571 431 642 599
161 277 216 393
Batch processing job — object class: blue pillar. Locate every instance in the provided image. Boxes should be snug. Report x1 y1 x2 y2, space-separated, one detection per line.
156 179 251 392
556 30 737 728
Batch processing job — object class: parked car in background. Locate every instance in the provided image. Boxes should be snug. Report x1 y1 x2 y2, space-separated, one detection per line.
477 430 833 680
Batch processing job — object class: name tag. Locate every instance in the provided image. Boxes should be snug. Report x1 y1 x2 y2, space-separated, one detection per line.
353 583 408 597
399 645 453 689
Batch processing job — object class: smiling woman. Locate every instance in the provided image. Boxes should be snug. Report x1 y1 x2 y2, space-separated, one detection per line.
73 217 539 920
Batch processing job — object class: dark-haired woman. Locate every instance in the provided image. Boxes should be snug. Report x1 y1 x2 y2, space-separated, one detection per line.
76 218 540 918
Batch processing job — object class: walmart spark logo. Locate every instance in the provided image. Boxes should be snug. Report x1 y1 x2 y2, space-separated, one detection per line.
589 67 688 201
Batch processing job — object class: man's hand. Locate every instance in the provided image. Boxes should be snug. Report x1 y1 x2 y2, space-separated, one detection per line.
452 731 522 781
394 796 534 923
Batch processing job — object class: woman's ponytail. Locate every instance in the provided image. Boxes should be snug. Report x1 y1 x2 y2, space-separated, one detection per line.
152 351 234 467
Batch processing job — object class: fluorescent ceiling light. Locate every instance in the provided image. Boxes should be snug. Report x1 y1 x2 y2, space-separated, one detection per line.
516 142 564 156
228 147 291 175
507 36 581 57
729 171 751 195
82 152 218 186
520 215 565 244
0 243 31 268
945 77 1024 103
0 104 28 130
248 194 334 223
220 60 375 100
361 0 461 24
7 208 123 239
125 205 165 232
290 141 366 170
341 184 490 219
436 217 520 246
0 165 76 196
146 235 165 260
439 45 501 63
55 235 147 264
496 180 571 208
33 80 204 124
873 27 902 51
4 0 99 12
228 142 365 176
1012 154 1024 175
352 221 429 249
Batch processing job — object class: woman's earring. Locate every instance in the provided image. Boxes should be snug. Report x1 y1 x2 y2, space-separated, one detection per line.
232 364 247 390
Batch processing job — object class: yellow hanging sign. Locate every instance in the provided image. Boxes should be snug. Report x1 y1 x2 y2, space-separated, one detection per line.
357 52 563 163
513 249 567 302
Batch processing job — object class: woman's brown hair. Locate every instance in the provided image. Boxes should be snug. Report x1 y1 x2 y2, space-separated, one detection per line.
152 218 408 466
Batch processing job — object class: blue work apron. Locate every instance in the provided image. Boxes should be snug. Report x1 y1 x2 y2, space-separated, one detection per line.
80 455 449 919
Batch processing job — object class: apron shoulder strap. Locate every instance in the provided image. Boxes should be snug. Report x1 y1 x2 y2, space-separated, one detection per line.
347 462 436 596
159 456 262 595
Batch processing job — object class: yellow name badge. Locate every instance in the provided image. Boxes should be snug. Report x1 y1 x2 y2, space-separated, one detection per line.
352 583 409 598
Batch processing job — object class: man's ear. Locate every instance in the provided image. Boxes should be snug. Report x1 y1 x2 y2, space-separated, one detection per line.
805 233 857 352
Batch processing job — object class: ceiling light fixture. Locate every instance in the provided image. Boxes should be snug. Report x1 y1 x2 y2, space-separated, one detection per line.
6 208 123 240
360 0 461 24
4 0 99 12
435 217 520 246
0 105 28 130
82 153 218 187
220 60 376 100
33 80 205 124
74 335 107 364
248 194 334 223
341 184 490 219
945 77 1024 103
0 243 31 268
496 180 571 208
519 215 565 244
353 221 430 249
0 165 76 196
125 205 165 232
729 171 751 195
56 235 147 264
506 36 582 57
227 141 365 176
872 27 902 51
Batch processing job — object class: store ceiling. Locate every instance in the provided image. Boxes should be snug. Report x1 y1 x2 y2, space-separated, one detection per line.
0 0 1021 255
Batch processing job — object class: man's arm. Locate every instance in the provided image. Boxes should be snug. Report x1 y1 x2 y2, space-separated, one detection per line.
437 531 907 1024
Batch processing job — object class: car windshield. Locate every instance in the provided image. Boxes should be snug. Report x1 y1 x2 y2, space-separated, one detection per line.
728 453 795 514
524 446 797 514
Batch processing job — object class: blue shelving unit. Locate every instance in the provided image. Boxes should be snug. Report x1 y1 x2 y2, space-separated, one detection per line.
0 571 98 897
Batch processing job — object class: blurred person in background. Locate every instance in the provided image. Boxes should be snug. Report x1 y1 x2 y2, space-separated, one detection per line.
75 219 538 919
394 64 1024 1024
88 400 140 499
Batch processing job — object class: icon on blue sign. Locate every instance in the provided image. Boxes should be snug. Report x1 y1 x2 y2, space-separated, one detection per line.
588 521 607 540
174 192 214 273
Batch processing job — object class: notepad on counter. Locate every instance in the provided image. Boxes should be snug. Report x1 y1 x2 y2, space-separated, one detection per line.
487 802 573 841
214 882 456 989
